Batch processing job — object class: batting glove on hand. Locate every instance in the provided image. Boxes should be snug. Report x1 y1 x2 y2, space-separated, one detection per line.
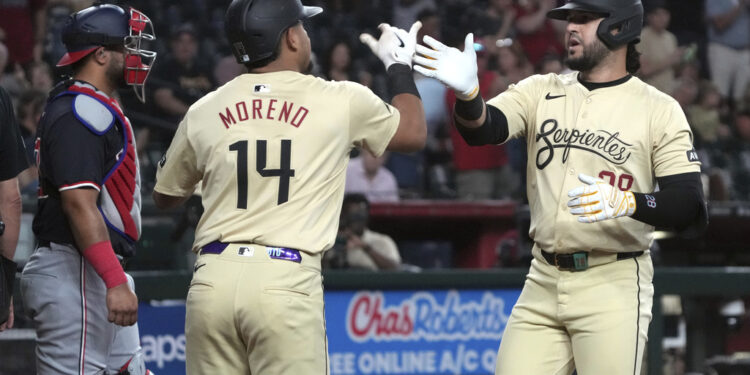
567 173 636 223
413 33 480 100
360 21 422 70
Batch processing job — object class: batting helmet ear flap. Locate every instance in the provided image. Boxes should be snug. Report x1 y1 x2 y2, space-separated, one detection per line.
596 3 643 48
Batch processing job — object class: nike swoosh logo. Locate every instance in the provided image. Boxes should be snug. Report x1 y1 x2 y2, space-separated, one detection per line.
194 264 205 273
395 34 405 48
545 93 566 100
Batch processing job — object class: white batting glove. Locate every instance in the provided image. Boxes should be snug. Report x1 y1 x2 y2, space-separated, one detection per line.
567 174 636 224
360 21 422 70
413 33 480 100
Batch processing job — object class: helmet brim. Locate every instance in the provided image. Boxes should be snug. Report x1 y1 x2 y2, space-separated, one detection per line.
302 6 322 19
547 2 609 20
56 47 98 67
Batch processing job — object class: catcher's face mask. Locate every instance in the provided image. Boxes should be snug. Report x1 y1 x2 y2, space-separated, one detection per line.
124 8 157 103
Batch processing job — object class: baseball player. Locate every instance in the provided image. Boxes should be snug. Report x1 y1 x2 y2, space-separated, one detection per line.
151 0 426 374
0 85 30 332
19 4 156 374
414 0 707 374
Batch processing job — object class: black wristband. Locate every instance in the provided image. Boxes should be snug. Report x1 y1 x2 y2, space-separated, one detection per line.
455 94 484 121
386 64 420 100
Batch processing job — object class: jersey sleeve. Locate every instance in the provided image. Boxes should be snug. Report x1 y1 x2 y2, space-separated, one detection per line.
45 112 110 191
485 74 545 142
0 88 29 180
346 82 400 157
651 99 702 177
154 116 202 197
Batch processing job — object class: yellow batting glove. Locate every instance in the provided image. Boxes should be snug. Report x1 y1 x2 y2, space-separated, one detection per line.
567 173 636 223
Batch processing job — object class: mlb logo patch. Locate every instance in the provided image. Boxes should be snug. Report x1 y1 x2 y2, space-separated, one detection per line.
238 246 255 257
686 148 700 162
254 84 271 93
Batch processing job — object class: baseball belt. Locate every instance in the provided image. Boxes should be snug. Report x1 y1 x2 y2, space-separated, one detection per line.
541 249 644 272
200 241 303 263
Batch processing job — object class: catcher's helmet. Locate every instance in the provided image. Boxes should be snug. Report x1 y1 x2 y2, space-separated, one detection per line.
58 4 156 102
547 0 643 48
225 0 322 67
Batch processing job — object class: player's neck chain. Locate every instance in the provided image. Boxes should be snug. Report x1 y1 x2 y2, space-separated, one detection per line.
535 119 632 170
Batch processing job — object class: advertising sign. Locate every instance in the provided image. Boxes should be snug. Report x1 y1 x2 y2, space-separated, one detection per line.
138 289 521 375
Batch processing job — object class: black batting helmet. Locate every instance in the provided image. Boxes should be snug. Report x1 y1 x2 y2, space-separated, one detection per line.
547 0 643 48
225 0 323 67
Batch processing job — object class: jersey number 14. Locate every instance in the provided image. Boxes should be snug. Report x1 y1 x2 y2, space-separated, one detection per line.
229 139 295 208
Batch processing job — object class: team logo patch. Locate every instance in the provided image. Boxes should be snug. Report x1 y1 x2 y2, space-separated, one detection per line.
686 148 700 162
254 84 271 93
238 246 255 257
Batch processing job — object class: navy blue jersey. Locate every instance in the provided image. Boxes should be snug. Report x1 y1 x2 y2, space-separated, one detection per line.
33 80 141 257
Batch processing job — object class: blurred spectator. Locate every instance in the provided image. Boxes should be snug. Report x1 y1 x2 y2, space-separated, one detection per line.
15 89 45 195
512 0 564 67
446 40 519 201
391 0 436 30
323 39 357 82
476 0 516 57
638 2 683 95
537 53 564 74
345 150 399 203
673 77 700 110
688 82 731 146
714 111 750 200
151 23 215 129
705 0 750 107
0 0 47 65
213 54 247 87
25 61 53 92
414 9 452 197
324 193 401 270
0 40 7 75
491 41 535 93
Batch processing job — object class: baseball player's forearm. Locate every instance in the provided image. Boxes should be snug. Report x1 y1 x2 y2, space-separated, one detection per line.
710 2 746 31
630 172 707 232
62 188 128 288
387 66 427 152
0 178 22 261
455 100 510 146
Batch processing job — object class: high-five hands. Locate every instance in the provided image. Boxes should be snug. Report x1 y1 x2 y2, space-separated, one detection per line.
360 21 422 69
568 174 636 223
413 33 480 100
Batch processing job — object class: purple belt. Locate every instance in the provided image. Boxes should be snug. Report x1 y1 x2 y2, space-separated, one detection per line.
200 241 302 263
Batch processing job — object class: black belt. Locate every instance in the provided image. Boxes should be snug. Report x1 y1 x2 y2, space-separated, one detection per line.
541 249 644 271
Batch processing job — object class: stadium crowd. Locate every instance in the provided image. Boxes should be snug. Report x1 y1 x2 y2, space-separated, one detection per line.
1 0 749 203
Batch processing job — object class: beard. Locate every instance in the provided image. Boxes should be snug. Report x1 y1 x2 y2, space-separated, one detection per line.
564 38 610 72
106 57 127 88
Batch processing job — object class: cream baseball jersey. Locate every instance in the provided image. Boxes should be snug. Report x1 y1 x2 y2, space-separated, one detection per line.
487 72 700 254
154 71 399 253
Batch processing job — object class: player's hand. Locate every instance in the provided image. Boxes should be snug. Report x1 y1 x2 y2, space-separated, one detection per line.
360 21 422 70
567 173 636 223
0 297 14 331
414 33 480 100
106 283 138 326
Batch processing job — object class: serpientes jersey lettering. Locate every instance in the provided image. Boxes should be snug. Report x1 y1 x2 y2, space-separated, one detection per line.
486 72 700 253
154 71 399 253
